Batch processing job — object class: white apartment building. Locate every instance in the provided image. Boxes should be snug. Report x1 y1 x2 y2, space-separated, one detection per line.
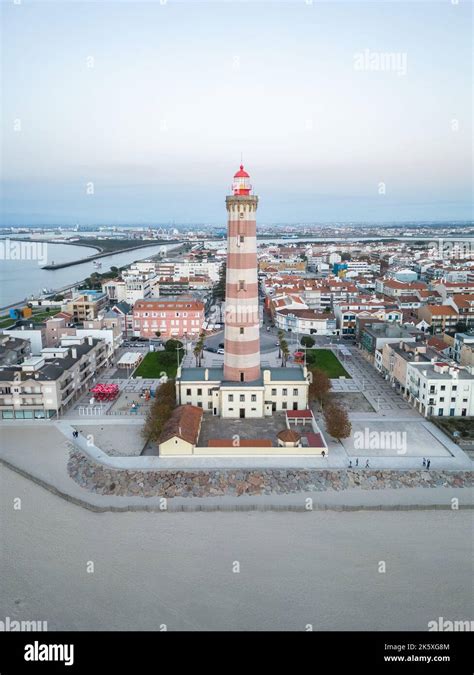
0 336 109 420
174 260 221 282
102 270 160 305
406 361 474 417
275 309 338 336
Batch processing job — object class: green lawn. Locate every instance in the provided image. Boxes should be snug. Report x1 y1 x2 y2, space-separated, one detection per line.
0 317 15 328
305 349 350 378
133 350 183 379
0 307 61 327
30 309 62 322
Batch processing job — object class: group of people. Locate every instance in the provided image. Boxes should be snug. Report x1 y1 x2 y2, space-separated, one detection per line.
347 457 433 469
348 458 370 469
72 430 79 439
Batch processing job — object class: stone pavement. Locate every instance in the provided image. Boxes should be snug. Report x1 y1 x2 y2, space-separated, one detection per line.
329 346 417 416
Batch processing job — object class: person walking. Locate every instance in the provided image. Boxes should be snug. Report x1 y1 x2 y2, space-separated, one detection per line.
427 459 431 469
422 457 426 467
355 458 359 467
365 459 370 469
349 460 352 468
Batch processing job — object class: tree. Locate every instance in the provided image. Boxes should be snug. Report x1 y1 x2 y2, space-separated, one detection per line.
193 332 206 366
323 402 351 441
141 380 176 442
280 338 290 367
308 367 331 410
300 335 315 349
213 262 226 302
155 331 161 339
454 321 468 334
164 338 183 353
277 329 284 358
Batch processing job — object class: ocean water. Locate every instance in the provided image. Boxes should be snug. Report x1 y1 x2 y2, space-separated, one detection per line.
0 241 179 307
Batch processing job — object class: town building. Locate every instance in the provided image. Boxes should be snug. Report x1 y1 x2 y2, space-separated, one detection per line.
275 308 337 336
452 332 474 367
417 305 459 334
63 290 108 322
0 334 31 367
0 336 109 420
102 268 160 305
3 323 46 355
177 366 310 417
360 321 422 357
133 297 204 339
406 361 474 417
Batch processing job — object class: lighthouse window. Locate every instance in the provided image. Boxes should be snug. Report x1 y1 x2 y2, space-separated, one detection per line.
239 235 244 243
239 327 244 334
239 280 245 291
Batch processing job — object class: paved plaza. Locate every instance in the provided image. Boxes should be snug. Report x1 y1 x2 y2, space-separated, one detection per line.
329 346 417 415
71 422 146 457
65 378 162 418
341 420 454 458
198 412 288 447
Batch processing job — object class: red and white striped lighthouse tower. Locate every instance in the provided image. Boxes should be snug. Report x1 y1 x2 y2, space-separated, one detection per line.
223 164 261 382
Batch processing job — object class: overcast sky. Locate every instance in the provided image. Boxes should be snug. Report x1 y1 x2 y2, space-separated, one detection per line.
2 0 472 225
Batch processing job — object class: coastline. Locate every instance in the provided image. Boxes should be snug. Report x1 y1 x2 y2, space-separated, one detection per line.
0 241 185 311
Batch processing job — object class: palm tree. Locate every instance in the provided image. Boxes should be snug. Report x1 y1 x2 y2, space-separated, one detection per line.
277 329 284 358
281 339 290 367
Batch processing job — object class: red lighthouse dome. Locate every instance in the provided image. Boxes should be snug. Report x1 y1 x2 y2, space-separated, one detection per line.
232 164 251 195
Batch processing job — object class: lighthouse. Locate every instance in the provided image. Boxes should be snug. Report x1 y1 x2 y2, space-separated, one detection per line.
223 165 261 382
176 163 309 421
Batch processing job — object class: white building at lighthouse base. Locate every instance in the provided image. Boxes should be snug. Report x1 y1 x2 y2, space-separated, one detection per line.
176 365 310 419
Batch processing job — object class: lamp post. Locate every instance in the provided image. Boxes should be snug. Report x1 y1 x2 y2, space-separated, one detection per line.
176 344 184 370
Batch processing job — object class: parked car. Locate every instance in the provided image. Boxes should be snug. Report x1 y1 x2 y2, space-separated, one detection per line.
204 346 218 353
217 348 225 355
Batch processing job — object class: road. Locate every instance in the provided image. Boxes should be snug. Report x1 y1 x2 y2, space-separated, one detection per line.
204 327 279 354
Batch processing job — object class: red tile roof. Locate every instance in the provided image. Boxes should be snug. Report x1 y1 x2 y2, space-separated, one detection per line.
158 405 203 445
304 432 326 448
207 439 272 447
277 429 301 442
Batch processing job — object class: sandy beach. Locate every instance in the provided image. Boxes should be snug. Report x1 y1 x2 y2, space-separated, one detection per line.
1 466 472 631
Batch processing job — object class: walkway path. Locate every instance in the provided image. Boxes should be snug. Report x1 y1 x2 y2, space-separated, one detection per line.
331 345 418 415
0 422 471 512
